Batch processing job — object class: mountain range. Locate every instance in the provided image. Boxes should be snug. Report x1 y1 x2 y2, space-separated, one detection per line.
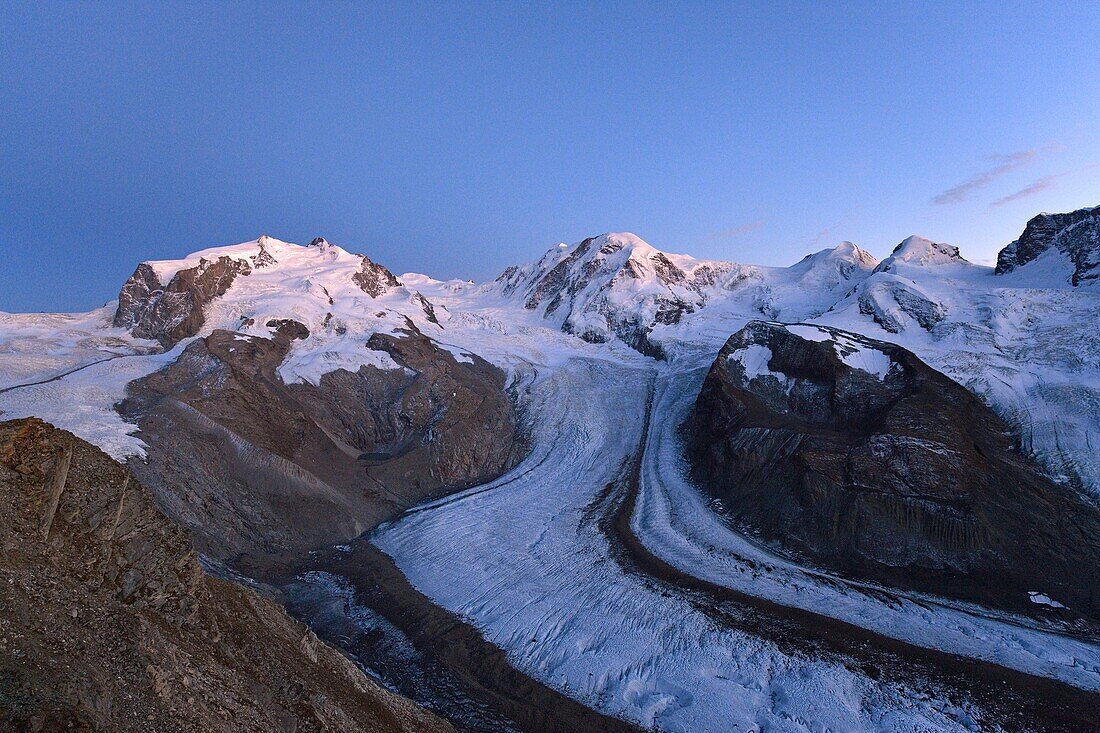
1 204 1099 732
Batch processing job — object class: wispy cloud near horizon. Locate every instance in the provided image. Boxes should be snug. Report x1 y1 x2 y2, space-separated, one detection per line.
991 175 1059 207
931 149 1046 206
705 220 767 241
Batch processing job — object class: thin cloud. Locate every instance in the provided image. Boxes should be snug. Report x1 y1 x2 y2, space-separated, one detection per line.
991 175 1059 207
811 226 836 246
987 160 1100 208
706 220 767 241
931 149 1042 206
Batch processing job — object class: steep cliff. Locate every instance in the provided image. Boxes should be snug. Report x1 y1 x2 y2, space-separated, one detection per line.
996 204 1100 286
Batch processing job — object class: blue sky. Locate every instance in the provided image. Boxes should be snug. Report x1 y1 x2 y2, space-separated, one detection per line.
2 2 1099 312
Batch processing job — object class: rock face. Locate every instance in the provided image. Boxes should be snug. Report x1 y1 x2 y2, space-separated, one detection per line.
119 324 520 561
113 255 252 346
251 234 279 268
0 417 453 733
688 321 1100 619
857 279 946 333
995 204 1100 285
352 254 403 297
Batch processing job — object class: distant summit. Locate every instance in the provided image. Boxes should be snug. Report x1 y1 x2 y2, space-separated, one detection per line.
873 236 966 274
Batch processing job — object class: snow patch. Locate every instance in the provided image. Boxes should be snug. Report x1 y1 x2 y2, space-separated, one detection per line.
727 344 775 381
786 324 833 342
1028 592 1067 609
832 334 894 379
277 342 404 386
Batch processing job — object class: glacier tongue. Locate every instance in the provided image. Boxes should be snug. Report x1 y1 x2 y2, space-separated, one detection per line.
374 355 1098 732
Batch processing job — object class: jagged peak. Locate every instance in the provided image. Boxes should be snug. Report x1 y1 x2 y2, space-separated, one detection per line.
996 203 1100 285
543 232 707 273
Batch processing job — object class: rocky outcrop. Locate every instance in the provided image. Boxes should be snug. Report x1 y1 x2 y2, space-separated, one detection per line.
118 325 520 561
113 255 252 346
250 235 278 268
857 279 946 332
0 417 453 733
352 254 402 297
996 204 1100 285
688 321 1100 619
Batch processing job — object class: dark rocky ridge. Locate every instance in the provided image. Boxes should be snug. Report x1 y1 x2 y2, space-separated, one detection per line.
113 255 252 346
119 323 521 561
689 320 1100 621
113 236 406 347
352 254 403 297
996 204 1100 285
0 417 453 733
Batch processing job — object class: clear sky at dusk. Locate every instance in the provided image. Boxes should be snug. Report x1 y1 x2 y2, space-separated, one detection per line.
2 2 1099 311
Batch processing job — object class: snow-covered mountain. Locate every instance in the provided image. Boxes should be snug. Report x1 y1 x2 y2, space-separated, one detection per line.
490 224 1099 497
495 232 743 356
3 205 1100 733
496 232 878 356
113 234 449 384
4 211 1098 496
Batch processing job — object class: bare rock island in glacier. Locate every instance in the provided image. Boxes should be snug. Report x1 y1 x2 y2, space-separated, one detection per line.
688 320 1100 620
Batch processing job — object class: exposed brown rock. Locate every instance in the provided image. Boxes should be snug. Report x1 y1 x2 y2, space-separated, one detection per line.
689 321 1100 621
113 256 252 346
352 255 402 297
265 318 310 341
0 417 453 733
118 325 521 561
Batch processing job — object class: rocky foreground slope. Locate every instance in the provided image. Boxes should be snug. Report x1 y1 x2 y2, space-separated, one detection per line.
0 417 452 733
689 321 1100 620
